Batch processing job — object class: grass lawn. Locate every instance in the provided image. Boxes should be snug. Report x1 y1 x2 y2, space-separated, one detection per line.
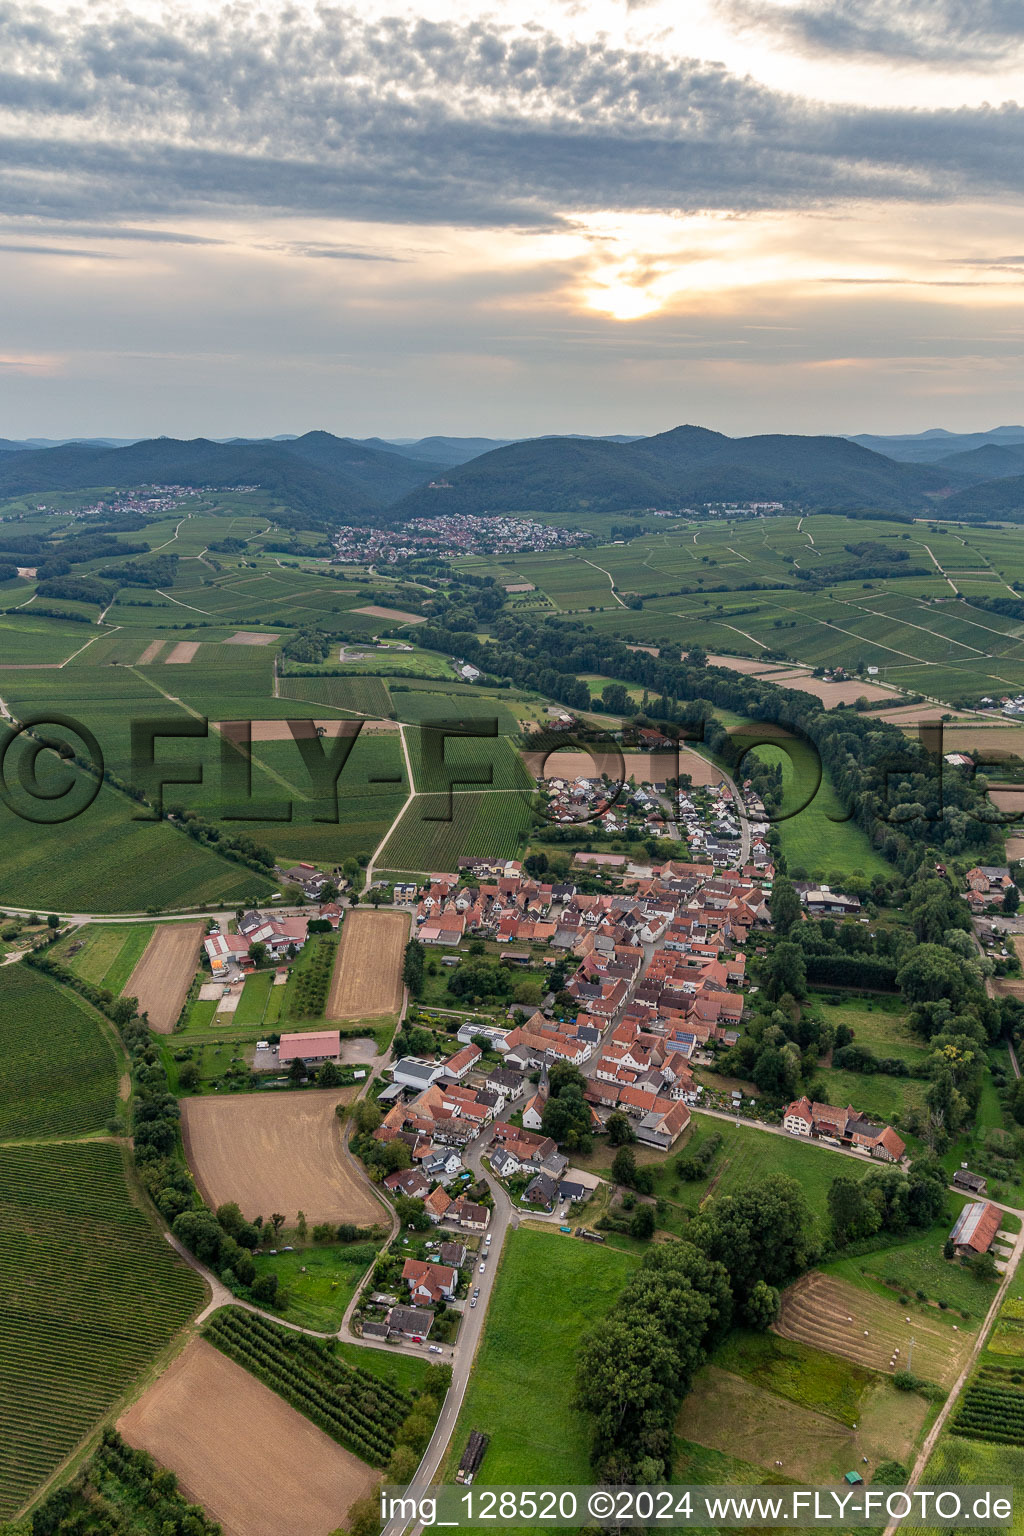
335 1340 430 1395
673 1438 791 1486
807 992 930 1068
53 921 154 992
814 1065 927 1127
251 1239 382 1331
588 1118 875 1239
710 1330 874 1426
235 969 276 1027
444 1227 636 1485
180 996 219 1032
823 1207 998 1326
745 737 892 880
677 1363 930 1484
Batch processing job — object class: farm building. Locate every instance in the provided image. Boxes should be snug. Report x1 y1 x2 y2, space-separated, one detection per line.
203 931 251 973
277 1029 341 1066
393 1057 447 1090
949 1201 1002 1256
444 1043 482 1080
953 1168 988 1195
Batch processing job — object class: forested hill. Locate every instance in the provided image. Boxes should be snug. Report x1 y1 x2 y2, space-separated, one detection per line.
393 425 954 516
0 432 447 526
0 421 1005 523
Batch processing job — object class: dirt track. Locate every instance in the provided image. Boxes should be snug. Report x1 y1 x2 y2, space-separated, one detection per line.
327 909 408 1021
118 1338 375 1536
124 922 204 1033
181 1087 379 1225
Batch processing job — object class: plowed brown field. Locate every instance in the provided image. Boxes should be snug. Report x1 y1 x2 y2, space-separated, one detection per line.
327 908 408 1021
181 1087 379 1225
124 922 204 1033
118 1338 375 1536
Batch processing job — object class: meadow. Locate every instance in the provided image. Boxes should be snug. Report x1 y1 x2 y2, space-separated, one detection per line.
590 1117 876 1239
53 922 155 992
0 1140 204 1520
0 964 120 1139
444 1229 636 1485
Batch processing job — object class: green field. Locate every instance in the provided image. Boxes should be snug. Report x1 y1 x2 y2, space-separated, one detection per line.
0 964 120 1139
444 1228 636 1485
823 1209 997 1324
0 1140 204 1520
250 1239 382 1331
592 1117 875 1238
710 1329 874 1424
744 735 892 880
808 993 931 1067
52 922 155 992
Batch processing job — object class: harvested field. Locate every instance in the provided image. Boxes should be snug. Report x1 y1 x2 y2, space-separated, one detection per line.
523 746 723 788
943 725 1024 759
1008 836 1024 861
118 1338 375 1536
352 604 426 624
679 1366 928 1483
707 654 795 675
125 922 204 1033
217 718 363 743
626 643 660 657
138 639 164 663
989 787 1024 817
776 1272 969 1388
181 1087 377 1225
764 670 898 706
880 705 982 724
165 641 199 664
225 630 280 645
327 908 408 1020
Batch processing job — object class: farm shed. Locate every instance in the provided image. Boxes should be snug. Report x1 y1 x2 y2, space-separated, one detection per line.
949 1200 1002 1256
277 1030 342 1066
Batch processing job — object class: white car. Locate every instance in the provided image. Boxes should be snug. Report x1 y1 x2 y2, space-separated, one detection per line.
470 1298 477 1308
429 1345 442 1353
479 1262 486 1272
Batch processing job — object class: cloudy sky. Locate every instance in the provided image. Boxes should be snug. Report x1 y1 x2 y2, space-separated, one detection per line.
4 0 1024 439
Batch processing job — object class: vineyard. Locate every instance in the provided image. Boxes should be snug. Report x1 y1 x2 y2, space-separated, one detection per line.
953 1367 1024 1446
0 1140 204 1520
282 934 338 1022
379 788 531 872
203 1307 413 1465
0 964 119 1139
279 674 394 716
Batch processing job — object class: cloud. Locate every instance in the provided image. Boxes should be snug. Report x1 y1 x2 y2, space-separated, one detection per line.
718 0 1024 68
0 240 122 257
1 0 1024 236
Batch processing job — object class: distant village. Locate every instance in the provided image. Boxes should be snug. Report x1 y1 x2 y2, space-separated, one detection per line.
333 513 588 564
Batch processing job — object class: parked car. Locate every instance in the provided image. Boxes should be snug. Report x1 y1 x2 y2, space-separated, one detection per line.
470 1298 477 1308
429 1345 442 1353
479 1262 486 1272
